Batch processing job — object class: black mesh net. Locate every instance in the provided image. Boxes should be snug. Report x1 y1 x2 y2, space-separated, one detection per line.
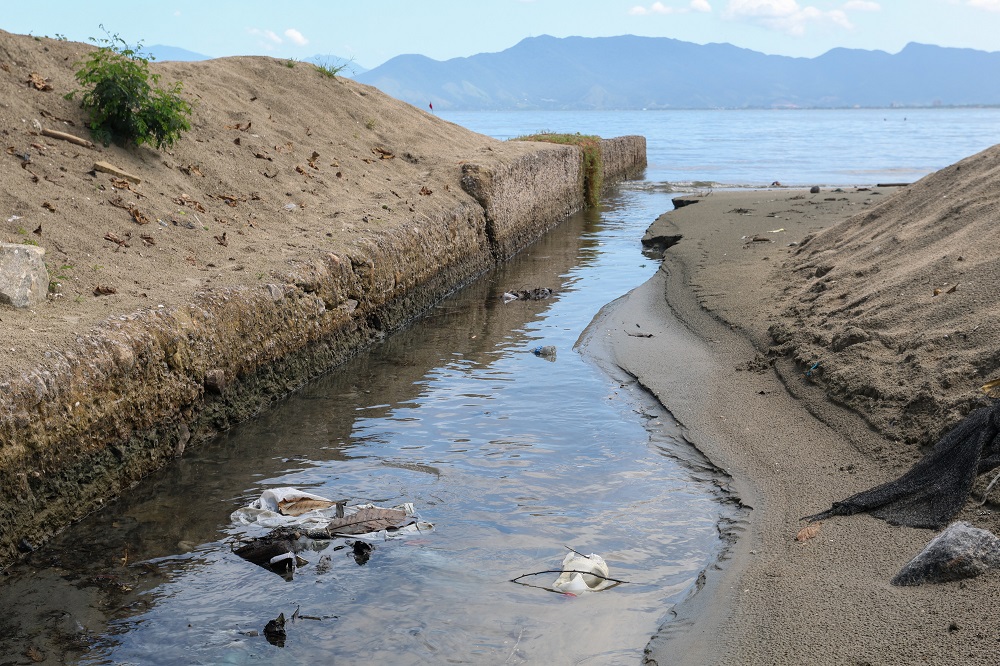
807 402 1000 529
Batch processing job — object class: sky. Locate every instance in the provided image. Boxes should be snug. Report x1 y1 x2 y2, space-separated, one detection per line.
3 1 1000 69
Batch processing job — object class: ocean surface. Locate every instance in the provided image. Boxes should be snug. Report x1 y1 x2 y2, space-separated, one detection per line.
440 107 1000 187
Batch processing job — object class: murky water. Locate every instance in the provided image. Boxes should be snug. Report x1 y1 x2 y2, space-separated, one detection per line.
0 185 735 665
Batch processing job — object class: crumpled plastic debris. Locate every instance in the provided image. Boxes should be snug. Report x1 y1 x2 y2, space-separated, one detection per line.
552 552 613 594
231 487 432 541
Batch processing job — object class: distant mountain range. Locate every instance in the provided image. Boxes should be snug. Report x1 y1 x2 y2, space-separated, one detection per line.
144 45 211 62
354 34 1000 111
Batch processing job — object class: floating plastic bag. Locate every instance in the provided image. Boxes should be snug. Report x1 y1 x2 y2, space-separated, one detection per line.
552 552 613 594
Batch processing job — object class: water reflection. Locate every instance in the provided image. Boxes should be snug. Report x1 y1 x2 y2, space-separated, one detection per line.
0 184 736 665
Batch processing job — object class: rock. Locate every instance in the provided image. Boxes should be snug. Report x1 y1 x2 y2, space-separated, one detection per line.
0 243 49 308
810 185 821 193
204 368 226 394
891 521 1000 586
672 197 700 209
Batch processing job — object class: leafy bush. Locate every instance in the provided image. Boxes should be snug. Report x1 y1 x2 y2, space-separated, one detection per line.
65 27 192 149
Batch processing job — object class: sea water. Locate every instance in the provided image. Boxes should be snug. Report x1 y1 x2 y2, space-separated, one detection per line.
441 107 1000 188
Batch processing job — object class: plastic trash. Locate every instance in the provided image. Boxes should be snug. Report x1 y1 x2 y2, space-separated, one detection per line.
231 487 432 540
532 345 556 358
552 552 613 594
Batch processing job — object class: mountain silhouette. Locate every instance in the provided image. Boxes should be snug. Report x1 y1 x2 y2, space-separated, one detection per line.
355 35 1000 110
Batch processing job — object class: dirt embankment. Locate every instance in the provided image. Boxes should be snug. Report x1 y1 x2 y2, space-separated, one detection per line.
0 29 645 567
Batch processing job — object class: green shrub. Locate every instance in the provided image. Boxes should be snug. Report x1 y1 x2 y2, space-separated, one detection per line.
516 132 604 207
315 57 352 78
65 27 192 149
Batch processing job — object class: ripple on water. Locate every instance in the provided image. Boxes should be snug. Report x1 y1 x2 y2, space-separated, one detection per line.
4 187 738 665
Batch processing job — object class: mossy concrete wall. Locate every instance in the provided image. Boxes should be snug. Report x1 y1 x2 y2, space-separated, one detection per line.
0 135 646 567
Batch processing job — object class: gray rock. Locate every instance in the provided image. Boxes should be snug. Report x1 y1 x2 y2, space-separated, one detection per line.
892 521 1000 586
0 243 49 308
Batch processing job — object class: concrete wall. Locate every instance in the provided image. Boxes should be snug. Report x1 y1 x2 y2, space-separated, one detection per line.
0 135 646 567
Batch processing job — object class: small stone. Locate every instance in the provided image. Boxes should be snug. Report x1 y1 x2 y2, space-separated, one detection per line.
0 243 49 308
204 369 226 394
892 521 1000 586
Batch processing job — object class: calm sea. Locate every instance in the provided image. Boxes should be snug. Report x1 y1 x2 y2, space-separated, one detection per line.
439 108 1000 188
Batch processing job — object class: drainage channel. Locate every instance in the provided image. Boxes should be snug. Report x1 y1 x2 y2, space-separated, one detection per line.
0 184 737 665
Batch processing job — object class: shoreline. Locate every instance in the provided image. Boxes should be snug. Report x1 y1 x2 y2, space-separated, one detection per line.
579 187 1000 664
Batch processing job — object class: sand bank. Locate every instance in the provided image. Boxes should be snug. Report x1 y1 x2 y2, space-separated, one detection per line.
581 186 1000 665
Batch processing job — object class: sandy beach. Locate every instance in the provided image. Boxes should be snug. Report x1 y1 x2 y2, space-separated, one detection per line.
582 183 1000 664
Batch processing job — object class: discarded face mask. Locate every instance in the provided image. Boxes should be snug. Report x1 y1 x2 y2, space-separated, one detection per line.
552 552 613 594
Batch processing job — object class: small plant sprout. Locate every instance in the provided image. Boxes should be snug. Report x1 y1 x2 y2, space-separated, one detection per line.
315 57 352 78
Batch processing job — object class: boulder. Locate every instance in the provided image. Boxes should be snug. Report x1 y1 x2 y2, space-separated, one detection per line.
892 521 1000 586
0 243 49 308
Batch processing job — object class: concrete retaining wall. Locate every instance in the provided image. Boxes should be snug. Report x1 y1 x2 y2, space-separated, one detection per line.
601 135 648 186
0 135 646 567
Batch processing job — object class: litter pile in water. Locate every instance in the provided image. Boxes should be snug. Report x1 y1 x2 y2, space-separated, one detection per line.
230 487 432 579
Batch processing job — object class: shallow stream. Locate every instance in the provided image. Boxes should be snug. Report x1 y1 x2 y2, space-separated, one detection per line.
0 184 736 665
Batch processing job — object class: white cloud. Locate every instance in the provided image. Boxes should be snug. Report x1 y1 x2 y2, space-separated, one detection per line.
247 28 283 51
843 0 879 9
629 1 712 15
248 28 283 44
722 0 853 35
284 28 309 46
967 0 1000 10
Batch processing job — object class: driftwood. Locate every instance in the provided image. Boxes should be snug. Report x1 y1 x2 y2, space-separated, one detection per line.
40 127 94 148
94 161 142 184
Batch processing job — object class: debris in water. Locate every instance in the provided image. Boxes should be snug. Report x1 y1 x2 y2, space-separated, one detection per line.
501 287 553 303
263 613 286 647
552 551 613 595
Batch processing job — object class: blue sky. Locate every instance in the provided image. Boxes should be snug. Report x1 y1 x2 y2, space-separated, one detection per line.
3 1 1000 69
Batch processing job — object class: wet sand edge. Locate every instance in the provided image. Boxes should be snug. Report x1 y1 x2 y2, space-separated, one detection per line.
580 188 998 665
